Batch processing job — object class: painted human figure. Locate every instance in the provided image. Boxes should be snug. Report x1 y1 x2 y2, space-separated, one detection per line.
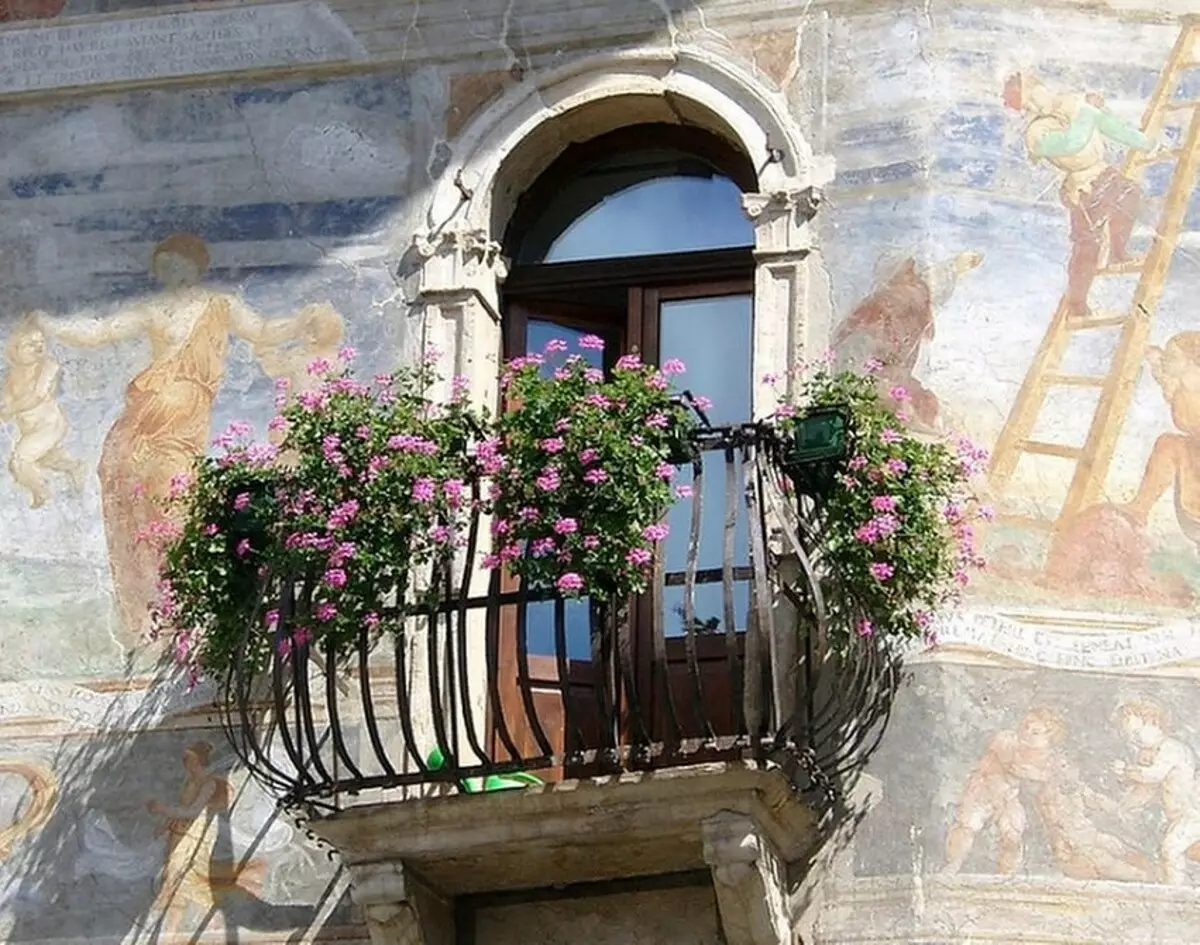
37 233 344 644
145 742 265 935
1113 700 1200 885
833 251 982 433
1032 753 1155 882
0 313 85 507
1119 333 1200 548
252 300 344 445
1003 72 1154 317
943 707 1065 875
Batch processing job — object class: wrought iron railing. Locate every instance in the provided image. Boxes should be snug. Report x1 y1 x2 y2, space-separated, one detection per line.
218 424 901 814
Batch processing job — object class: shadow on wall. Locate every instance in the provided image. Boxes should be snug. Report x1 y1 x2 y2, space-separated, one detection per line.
0 661 356 945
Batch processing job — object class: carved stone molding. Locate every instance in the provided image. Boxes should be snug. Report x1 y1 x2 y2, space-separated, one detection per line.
408 227 508 308
346 861 454 945
742 186 822 259
702 810 792 945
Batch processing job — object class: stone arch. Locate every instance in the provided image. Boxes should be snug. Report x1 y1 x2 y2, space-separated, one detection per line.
420 45 830 239
405 44 834 415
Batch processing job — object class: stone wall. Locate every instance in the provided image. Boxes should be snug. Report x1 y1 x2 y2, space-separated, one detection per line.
1 0 1199 943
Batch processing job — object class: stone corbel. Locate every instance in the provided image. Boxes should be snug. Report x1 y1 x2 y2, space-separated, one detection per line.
702 811 793 945
347 861 454 945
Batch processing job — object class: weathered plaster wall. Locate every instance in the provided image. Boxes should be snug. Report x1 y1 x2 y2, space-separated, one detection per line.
473 884 722 945
2 0 1200 942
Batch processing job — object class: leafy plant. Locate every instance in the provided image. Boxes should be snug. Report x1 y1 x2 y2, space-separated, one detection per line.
769 359 989 643
150 348 487 683
486 335 700 600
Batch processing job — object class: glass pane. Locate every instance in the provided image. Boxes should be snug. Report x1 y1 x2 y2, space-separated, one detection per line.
525 319 606 375
657 295 754 637
523 599 592 661
544 176 753 264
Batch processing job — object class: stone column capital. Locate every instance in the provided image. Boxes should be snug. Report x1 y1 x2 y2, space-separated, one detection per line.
742 186 822 259
407 226 509 310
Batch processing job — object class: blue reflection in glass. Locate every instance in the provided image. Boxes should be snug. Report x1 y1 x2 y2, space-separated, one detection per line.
525 320 606 376
522 598 593 661
544 176 754 264
658 295 753 637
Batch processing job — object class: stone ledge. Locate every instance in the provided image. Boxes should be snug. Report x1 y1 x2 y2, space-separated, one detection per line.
313 762 822 896
815 873 1200 944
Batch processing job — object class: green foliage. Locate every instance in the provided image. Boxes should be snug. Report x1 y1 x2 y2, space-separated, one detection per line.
152 349 487 683
772 362 988 643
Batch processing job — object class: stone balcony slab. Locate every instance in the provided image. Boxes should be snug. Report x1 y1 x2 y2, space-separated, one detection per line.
312 761 822 897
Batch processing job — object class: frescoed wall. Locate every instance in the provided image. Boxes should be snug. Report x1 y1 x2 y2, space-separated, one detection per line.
0 70 428 681
806 5 1200 941
3 0 1200 943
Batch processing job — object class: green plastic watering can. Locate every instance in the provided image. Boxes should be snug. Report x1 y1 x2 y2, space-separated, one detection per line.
426 746 544 794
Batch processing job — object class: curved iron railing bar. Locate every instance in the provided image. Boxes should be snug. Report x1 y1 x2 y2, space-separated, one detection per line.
743 445 778 741
589 599 619 767
271 581 313 792
295 649 334 789
291 577 335 788
391 621 432 781
423 566 457 778
614 599 652 759
550 598 581 764
323 640 365 784
514 578 556 759
649 539 683 756
681 449 713 746
440 563 464 772
483 568 524 764
353 616 395 780
452 483 490 768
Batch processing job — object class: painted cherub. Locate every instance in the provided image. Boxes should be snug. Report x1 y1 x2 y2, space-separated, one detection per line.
0 313 85 507
1119 332 1200 549
1113 699 1200 885
943 707 1066 875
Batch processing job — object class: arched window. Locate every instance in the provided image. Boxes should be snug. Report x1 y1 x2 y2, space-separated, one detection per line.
499 123 758 763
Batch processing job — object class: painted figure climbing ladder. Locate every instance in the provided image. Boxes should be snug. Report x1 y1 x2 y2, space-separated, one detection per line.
989 17 1200 527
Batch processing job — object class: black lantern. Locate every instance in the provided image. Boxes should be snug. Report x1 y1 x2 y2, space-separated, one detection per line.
785 405 850 497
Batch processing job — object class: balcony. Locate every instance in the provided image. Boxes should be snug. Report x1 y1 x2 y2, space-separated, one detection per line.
218 424 899 945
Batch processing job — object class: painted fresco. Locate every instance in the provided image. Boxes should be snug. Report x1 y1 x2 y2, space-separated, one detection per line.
0 705 357 943
0 72 418 680
823 9 1200 625
809 6 1200 941
852 662 1200 885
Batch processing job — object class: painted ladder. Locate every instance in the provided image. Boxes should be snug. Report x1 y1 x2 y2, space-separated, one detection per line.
988 16 1200 530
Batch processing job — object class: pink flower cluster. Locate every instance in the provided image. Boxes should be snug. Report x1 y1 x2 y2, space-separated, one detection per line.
484 335 693 598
